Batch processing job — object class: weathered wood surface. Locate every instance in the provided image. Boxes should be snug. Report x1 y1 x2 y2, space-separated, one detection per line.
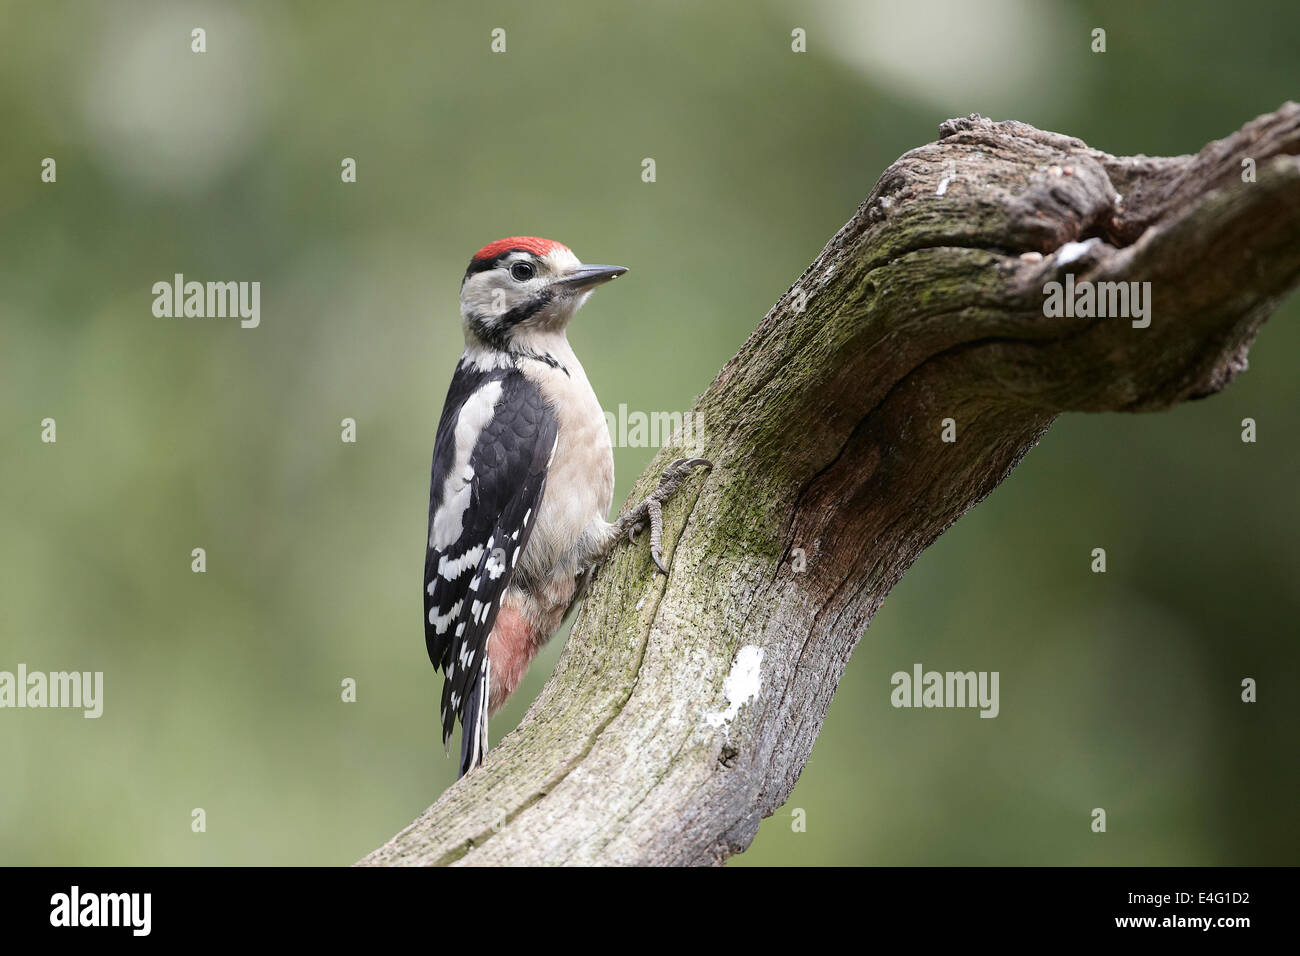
360 104 1300 866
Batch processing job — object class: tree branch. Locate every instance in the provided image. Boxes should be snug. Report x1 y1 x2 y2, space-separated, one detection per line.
360 104 1300 866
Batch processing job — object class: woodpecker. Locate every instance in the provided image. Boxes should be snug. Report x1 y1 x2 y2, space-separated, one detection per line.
424 237 710 777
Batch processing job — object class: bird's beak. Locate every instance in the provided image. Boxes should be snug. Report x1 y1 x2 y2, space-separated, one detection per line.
557 264 628 291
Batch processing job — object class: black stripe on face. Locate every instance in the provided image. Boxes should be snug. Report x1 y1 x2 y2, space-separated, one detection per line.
467 290 552 350
501 289 552 328
467 312 509 351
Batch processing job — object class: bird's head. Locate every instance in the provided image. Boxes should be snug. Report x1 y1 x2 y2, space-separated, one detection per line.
459 237 627 351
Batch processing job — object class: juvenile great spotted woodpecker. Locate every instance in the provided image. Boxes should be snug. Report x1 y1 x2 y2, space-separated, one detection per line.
424 237 710 777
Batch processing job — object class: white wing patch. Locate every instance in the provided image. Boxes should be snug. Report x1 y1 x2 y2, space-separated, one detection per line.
430 379 505 549
429 599 463 635
434 545 484 585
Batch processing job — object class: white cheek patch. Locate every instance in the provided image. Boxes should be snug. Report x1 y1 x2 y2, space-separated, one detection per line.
462 262 550 321
461 274 511 321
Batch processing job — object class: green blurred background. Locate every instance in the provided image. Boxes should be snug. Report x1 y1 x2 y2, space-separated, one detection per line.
1 0 1296 866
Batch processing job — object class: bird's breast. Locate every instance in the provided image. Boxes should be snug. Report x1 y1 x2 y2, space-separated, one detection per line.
519 351 614 585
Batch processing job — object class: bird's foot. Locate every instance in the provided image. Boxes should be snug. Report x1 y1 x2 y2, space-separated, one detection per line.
615 457 712 573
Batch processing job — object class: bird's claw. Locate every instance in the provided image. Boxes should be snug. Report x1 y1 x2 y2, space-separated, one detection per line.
658 457 713 490
611 457 712 575
644 458 711 574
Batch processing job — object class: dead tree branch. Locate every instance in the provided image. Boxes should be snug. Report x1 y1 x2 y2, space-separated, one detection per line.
361 104 1300 866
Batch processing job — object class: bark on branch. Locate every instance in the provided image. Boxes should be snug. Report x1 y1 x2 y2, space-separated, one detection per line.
360 105 1300 866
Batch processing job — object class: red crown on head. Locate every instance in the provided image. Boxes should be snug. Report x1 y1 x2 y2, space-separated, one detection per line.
472 236 570 262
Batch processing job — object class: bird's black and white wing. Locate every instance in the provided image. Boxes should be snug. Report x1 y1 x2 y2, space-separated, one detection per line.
424 362 557 773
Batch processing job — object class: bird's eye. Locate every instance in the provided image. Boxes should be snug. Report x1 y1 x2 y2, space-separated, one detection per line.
510 261 536 281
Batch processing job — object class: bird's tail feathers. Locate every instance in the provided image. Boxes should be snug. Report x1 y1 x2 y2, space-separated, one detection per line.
458 658 491 778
